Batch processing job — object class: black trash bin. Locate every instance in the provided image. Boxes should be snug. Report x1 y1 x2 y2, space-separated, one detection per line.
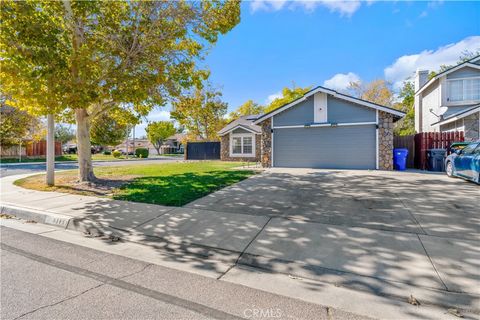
427 149 446 172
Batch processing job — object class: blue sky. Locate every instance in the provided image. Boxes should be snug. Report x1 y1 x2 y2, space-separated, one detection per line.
137 0 480 137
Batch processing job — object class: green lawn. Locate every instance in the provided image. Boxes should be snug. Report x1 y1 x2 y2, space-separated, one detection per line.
14 161 254 206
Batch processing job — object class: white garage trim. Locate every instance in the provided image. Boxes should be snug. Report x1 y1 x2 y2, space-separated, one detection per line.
271 117 274 166
273 121 376 130
375 110 379 170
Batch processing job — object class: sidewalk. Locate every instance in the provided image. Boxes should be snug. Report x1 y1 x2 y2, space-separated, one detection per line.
1 173 479 314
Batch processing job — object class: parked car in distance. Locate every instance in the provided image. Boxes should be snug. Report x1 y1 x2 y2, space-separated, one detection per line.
445 141 480 184
445 141 470 156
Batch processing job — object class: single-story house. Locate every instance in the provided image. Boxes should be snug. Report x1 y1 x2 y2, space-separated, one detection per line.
218 86 405 170
218 115 262 162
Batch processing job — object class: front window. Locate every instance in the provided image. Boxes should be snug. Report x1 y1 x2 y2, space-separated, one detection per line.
230 134 255 157
232 137 242 154
448 78 480 102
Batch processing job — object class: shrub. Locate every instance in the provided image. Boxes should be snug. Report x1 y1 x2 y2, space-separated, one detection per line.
135 148 149 158
103 150 111 155
112 150 122 158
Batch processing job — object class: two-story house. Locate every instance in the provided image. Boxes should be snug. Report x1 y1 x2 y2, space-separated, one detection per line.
414 55 480 141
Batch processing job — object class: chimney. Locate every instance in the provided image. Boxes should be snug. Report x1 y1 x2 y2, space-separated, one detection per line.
415 69 429 92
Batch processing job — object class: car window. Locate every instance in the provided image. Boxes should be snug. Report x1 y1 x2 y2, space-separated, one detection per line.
462 143 478 155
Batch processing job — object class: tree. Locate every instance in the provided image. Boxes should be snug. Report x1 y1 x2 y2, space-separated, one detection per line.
229 100 265 120
171 86 228 141
264 85 312 113
146 121 177 155
55 124 76 145
0 105 44 148
348 79 394 107
1 1 240 182
393 82 415 136
90 113 128 148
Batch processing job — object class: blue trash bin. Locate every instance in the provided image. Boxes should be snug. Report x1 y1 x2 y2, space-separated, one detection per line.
393 148 408 171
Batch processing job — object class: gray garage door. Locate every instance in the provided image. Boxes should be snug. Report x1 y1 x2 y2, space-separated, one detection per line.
273 125 376 169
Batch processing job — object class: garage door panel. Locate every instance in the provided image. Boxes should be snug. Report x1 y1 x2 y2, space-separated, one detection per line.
273 126 376 169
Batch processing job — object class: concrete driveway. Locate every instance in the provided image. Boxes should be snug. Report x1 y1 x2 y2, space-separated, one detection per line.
185 168 480 306
187 168 480 240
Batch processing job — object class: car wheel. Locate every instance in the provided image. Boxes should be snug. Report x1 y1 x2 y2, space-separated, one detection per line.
446 161 454 177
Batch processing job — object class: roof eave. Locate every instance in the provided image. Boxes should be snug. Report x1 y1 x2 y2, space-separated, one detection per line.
253 86 405 124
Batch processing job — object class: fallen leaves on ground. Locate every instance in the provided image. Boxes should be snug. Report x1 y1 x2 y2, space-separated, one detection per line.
447 308 463 318
408 295 420 306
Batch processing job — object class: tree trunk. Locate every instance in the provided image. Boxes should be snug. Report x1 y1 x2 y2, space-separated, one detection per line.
75 109 96 182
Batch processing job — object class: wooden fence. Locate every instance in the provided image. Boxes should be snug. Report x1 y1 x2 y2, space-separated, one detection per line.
394 132 464 170
414 131 464 170
393 135 415 168
25 140 62 157
185 142 220 160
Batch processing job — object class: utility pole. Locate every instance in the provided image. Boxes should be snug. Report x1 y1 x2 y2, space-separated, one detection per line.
46 114 55 186
125 125 129 159
132 125 136 157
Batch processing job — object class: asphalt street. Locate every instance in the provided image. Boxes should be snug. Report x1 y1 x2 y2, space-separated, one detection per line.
0 227 367 320
0 157 183 178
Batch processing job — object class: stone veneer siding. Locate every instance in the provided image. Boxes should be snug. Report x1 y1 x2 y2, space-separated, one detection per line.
260 119 272 167
378 111 394 170
220 134 261 162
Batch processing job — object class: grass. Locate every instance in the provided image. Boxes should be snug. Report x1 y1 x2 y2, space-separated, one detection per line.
0 153 132 163
14 161 255 206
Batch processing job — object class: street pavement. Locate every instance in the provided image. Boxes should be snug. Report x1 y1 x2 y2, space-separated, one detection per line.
0 157 183 178
1 226 369 320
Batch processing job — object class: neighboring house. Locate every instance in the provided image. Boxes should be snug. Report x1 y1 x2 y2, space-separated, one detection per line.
161 133 186 154
218 115 262 162
414 55 480 141
114 139 153 154
218 86 405 170
115 135 185 155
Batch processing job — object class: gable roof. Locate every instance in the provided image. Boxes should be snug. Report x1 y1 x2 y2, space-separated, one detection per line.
218 114 262 136
253 85 405 125
416 55 480 95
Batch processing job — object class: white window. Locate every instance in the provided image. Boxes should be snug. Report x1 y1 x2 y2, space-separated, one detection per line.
447 78 480 103
230 133 255 157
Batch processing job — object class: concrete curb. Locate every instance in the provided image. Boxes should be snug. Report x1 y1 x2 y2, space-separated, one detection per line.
1 204 72 228
0 203 240 265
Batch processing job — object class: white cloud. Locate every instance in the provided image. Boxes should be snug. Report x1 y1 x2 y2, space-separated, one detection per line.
323 72 361 91
266 91 282 104
384 36 480 90
250 0 362 17
316 1 361 17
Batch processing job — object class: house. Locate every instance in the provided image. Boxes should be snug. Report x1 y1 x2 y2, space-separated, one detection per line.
218 115 261 162
160 133 186 154
218 86 405 169
414 55 480 141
